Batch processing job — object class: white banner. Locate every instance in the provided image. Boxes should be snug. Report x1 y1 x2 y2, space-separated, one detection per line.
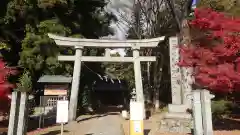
56 100 69 123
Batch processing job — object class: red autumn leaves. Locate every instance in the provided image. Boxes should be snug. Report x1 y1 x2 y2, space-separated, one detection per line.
179 8 240 92
0 58 16 113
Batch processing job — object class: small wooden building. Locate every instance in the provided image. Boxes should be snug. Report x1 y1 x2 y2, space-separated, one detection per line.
37 75 72 106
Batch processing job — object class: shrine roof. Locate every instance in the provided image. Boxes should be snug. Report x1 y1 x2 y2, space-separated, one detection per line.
38 75 72 83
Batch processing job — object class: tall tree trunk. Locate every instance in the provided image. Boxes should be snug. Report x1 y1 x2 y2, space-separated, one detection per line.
154 54 164 110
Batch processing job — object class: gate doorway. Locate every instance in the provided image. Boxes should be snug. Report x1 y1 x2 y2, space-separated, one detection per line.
92 79 130 113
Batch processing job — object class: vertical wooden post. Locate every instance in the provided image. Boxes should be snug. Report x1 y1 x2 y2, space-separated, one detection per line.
132 44 145 119
201 90 214 135
69 46 83 121
60 123 64 135
17 92 29 135
8 91 20 135
38 96 42 129
192 91 203 135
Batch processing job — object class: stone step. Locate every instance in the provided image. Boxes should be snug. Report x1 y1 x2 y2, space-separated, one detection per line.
168 104 191 113
164 112 191 119
159 112 193 133
159 117 192 133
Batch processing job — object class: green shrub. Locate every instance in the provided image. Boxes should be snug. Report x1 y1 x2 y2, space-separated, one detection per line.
211 100 233 117
16 71 32 92
16 71 34 114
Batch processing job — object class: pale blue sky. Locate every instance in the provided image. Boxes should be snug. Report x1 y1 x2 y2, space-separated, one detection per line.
106 0 134 40
104 0 134 56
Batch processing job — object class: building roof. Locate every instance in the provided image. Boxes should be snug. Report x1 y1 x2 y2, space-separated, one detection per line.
37 75 72 83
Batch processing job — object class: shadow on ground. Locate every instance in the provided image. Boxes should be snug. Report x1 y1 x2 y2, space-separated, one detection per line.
144 129 150 135
28 116 57 132
213 115 240 130
77 112 119 123
28 108 58 132
76 105 123 123
40 130 69 135
0 119 8 134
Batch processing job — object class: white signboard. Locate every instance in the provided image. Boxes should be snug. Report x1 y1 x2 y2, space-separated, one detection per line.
56 100 69 123
130 101 144 120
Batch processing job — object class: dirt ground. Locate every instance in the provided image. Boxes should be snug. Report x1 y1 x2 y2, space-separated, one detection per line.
21 113 240 135
27 114 104 135
155 131 240 135
121 113 240 135
27 113 123 135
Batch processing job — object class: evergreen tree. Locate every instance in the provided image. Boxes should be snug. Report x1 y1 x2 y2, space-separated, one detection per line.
0 0 114 79
0 0 116 109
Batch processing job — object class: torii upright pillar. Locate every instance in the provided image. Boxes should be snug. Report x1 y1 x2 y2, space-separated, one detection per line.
69 46 83 121
132 45 144 101
132 44 145 118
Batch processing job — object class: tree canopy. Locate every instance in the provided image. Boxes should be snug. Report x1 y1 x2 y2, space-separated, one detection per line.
0 58 16 114
0 0 116 108
179 8 240 92
0 0 115 80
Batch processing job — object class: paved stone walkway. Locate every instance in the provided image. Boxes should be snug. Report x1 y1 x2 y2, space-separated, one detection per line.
27 113 125 135
85 114 124 135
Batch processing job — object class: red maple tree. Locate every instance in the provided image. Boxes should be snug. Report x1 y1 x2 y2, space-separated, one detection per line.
0 58 17 114
179 8 240 92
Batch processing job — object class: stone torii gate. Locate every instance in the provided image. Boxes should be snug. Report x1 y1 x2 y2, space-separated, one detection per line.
48 34 165 121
